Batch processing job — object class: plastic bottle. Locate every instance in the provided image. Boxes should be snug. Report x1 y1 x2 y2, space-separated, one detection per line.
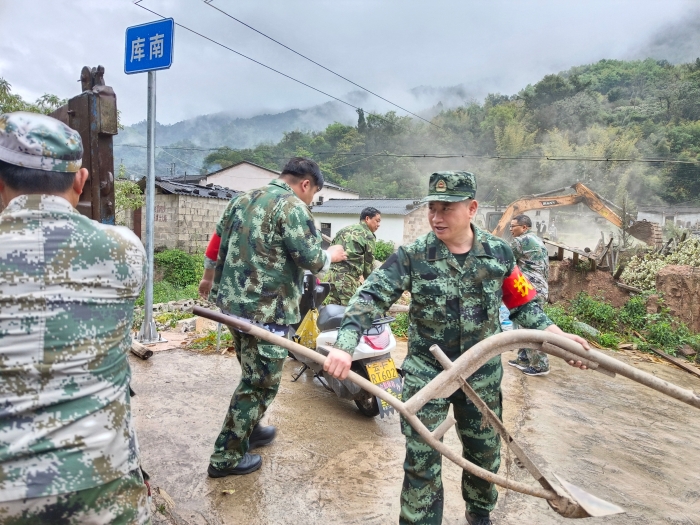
499 304 513 331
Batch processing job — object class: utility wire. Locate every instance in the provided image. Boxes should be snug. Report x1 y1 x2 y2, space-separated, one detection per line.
202 0 446 132
114 143 700 165
133 1 397 127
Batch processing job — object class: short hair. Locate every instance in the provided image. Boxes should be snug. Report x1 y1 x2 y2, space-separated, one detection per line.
513 214 532 228
0 160 76 194
280 157 324 190
360 207 380 222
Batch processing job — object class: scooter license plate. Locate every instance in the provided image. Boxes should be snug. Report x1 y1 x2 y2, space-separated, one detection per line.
366 358 399 384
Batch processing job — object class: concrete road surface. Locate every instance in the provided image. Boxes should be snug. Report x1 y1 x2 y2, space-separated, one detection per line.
130 343 700 524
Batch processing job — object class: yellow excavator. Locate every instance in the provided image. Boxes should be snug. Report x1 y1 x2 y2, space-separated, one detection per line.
485 183 663 246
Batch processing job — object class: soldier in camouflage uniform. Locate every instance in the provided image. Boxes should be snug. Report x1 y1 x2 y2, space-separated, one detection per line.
322 172 589 525
199 157 346 478
508 214 551 376
326 206 381 305
0 112 150 524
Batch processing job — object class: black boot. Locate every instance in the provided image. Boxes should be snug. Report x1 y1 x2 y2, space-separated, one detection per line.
208 453 262 478
466 512 493 525
249 424 276 450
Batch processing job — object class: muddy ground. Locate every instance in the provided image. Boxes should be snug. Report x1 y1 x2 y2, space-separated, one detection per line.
131 340 700 525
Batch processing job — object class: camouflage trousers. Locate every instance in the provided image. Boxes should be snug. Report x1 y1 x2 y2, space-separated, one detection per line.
326 270 361 306
0 468 150 525
517 294 550 371
399 357 503 524
209 330 286 469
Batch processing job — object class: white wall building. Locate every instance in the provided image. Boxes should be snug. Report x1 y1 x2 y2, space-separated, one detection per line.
638 205 700 230
194 161 359 203
312 199 431 247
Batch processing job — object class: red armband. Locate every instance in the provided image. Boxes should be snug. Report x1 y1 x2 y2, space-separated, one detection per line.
205 233 222 261
501 266 537 309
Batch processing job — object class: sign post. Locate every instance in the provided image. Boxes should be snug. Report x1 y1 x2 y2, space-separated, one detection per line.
125 18 174 344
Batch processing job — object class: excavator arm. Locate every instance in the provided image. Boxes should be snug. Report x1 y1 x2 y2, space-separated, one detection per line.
490 183 661 246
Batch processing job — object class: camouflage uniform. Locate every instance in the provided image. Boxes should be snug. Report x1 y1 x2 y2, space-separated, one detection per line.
208 179 328 469
335 172 552 524
511 232 550 371
0 112 150 524
326 221 376 305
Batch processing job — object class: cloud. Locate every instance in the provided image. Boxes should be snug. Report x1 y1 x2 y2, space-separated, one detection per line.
1 0 697 126
633 8 700 63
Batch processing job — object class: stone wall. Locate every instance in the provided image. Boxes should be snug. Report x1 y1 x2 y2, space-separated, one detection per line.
134 194 229 253
402 206 431 245
656 265 700 332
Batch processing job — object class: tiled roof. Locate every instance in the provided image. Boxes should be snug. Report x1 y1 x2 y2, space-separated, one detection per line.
311 198 426 216
151 177 239 200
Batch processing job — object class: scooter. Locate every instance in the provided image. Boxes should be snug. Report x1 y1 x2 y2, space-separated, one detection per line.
289 273 402 418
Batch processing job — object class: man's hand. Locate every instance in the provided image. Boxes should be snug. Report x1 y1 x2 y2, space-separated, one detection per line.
324 348 353 380
544 324 590 370
199 268 215 300
327 244 348 263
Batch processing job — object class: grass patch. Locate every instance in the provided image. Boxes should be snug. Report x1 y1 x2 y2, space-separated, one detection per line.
188 329 234 353
390 312 409 338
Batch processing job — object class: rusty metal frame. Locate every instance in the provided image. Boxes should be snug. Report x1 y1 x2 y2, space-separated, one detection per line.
192 306 700 518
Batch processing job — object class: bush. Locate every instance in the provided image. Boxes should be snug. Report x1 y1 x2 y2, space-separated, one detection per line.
154 249 204 288
136 281 199 306
374 240 395 262
391 312 409 338
569 293 618 332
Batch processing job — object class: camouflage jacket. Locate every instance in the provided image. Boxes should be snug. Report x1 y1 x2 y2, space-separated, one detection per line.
329 222 375 280
335 226 552 379
510 232 549 296
210 179 328 326
0 195 146 501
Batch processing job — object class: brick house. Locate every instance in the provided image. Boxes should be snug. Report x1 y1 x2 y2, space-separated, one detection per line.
123 178 239 253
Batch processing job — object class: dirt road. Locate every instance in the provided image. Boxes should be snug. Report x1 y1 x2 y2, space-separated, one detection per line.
131 343 700 524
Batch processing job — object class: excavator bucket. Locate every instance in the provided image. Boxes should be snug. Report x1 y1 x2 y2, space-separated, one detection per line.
628 220 663 246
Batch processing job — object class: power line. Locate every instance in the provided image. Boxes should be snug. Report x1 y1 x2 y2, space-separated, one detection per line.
202 0 446 132
114 142 700 165
133 1 398 128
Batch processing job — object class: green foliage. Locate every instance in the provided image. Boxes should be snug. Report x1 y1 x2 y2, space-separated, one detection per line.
569 293 618 332
154 249 204 288
621 238 700 291
135 281 199 306
551 292 700 355
390 312 409 338
115 167 145 225
154 310 195 329
374 240 395 262
188 328 233 351
0 78 66 114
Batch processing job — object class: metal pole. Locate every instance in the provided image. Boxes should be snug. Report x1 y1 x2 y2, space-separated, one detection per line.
137 70 159 343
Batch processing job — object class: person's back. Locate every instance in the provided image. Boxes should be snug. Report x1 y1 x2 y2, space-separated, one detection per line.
0 111 149 523
211 178 326 324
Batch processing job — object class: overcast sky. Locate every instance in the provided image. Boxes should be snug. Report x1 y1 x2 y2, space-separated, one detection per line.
1 0 698 126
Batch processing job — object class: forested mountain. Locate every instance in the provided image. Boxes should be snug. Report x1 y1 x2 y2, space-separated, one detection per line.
201 58 700 206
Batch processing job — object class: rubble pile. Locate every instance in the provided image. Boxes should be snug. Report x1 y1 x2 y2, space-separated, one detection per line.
621 238 700 291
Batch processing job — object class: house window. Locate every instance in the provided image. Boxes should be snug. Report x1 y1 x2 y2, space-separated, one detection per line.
318 196 324 204
535 211 541 216
320 222 331 249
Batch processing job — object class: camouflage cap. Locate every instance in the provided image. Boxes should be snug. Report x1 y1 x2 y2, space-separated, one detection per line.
0 111 83 173
421 171 477 203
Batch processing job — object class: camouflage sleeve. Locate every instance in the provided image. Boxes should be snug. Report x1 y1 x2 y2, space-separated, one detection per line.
510 236 523 261
509 298 553 330
335 247 411 354
363 236 375 278
281 202 326 273
210 199 237 299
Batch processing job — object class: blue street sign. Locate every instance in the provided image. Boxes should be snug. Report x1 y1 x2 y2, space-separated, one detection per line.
125 18 174 74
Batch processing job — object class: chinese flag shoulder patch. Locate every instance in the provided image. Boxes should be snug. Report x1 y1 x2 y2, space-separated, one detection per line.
501 266 537 309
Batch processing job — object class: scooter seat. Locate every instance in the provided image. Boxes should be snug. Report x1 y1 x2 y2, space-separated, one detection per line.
317 304 346 331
